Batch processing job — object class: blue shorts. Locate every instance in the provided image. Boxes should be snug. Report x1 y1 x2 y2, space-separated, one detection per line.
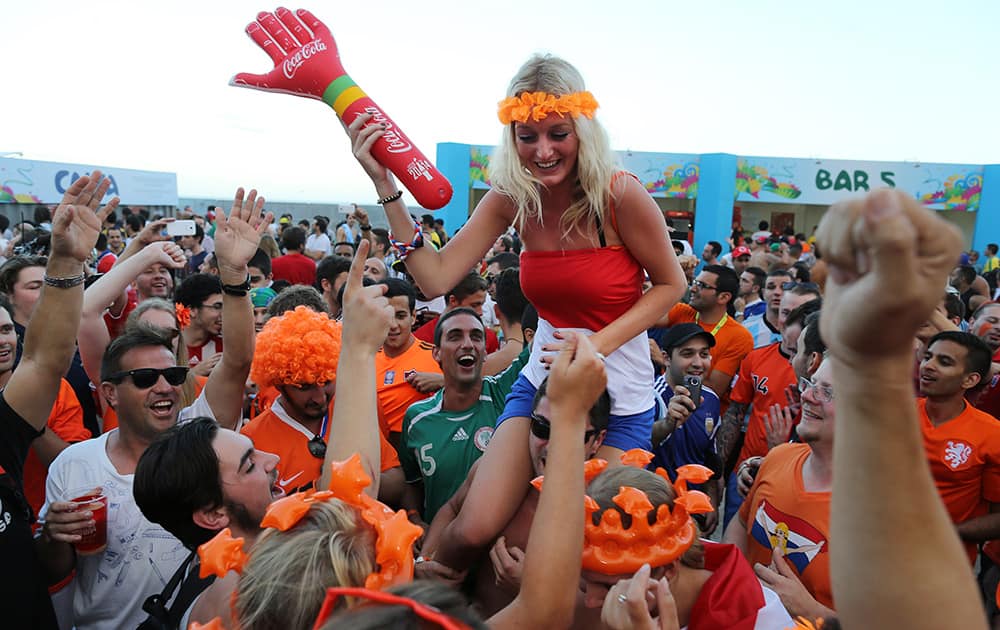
497 374 654 451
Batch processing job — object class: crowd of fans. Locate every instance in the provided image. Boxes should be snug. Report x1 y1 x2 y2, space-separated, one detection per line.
1 53 994 630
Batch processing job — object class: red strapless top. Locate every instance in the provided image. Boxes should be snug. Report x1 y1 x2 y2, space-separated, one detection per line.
520 245 643 331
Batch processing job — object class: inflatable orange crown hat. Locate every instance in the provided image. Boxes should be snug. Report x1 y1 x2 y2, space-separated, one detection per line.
580 449 714 575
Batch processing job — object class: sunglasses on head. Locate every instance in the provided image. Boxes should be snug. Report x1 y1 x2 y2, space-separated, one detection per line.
529 414 598 443
107 366 189 388
781 281 820 291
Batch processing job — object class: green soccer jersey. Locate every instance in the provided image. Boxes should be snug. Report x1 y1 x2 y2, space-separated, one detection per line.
400 347 529 521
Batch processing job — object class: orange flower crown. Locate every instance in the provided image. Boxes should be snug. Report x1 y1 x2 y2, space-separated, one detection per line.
531 449 714 575
174 303 191 330
197 453 422 593
497 90 599 125
249 305 343 388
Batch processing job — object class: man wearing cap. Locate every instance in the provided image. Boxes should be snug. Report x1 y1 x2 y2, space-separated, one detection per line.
650 323 723 534
249 287 277 334
731 245 752 275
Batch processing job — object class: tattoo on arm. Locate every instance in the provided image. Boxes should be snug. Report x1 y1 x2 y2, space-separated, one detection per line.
716 401 749 465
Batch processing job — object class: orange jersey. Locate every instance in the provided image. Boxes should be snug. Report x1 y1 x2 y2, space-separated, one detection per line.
730 343 797 463
375 339 441 437
242 397 399 495
919 398 1000 563
667 303 754 404
24 378 91 515
739 443 832 609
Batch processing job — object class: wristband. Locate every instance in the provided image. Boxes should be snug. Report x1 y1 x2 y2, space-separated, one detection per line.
221 275 252 297
377 190 404 205
44 273 85 289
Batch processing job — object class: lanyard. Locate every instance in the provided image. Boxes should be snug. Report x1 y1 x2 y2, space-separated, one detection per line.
695 312 728 337
317 414 329 440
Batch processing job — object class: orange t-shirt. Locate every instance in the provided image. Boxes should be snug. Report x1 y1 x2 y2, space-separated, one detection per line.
242 397 400 495
667 303 754 404
919 398 1000 563
375 339 441 437
739 443 832 609
24 378 92 515
100 375 208 432
730 342 798 463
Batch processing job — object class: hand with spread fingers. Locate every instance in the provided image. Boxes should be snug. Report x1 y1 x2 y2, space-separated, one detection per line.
214 187 273 278
816 189 962 362
51 170 119 264
600 564 679 630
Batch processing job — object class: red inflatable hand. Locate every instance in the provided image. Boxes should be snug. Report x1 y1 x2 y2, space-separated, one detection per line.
231 7 453 210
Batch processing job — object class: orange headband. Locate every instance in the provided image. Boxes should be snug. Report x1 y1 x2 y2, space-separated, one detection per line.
532 449 714 575
497 90 599 124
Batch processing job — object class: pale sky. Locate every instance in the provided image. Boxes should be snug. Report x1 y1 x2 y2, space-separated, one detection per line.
4 0 997 204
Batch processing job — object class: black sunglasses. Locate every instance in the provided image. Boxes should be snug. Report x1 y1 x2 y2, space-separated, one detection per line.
781 281 820 291
307 435 327 459
107 366 189 389
529 414 598 443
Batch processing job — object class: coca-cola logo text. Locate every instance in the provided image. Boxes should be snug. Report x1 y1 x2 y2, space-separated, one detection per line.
282 39 327 80
364 107 412 154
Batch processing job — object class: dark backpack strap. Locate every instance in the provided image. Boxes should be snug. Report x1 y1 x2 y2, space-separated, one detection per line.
140 550 211 630
166 560 216 627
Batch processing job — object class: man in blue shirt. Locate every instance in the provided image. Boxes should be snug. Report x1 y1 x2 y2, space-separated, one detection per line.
651 323 723 534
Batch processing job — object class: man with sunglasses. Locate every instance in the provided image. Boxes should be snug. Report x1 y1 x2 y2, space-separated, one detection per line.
38 188 269 630
723 354 836 620
0 173 115 629
717 299 822 527
420 376 610 617
400 307 529 525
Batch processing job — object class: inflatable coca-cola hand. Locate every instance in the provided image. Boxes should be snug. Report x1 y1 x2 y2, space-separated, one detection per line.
231 7 453 210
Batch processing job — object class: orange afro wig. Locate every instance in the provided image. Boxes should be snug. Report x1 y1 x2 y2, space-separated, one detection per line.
250 305 343 388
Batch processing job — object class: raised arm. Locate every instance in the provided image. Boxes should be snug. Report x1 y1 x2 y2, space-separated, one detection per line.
111 217 172 266
7 173 116 430
489 332 606 629
202 188 272 429
347 115 512 297
818 189 984 630
78 241 186 384
320 240 393 495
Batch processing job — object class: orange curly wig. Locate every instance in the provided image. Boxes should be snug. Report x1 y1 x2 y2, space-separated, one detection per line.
250 305 343 388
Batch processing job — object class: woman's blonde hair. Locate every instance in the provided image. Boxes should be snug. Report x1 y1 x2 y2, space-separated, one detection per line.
235 500 377 630
259 233 281 260
490 54 619 239
587 466 705 569
125 298 197 406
